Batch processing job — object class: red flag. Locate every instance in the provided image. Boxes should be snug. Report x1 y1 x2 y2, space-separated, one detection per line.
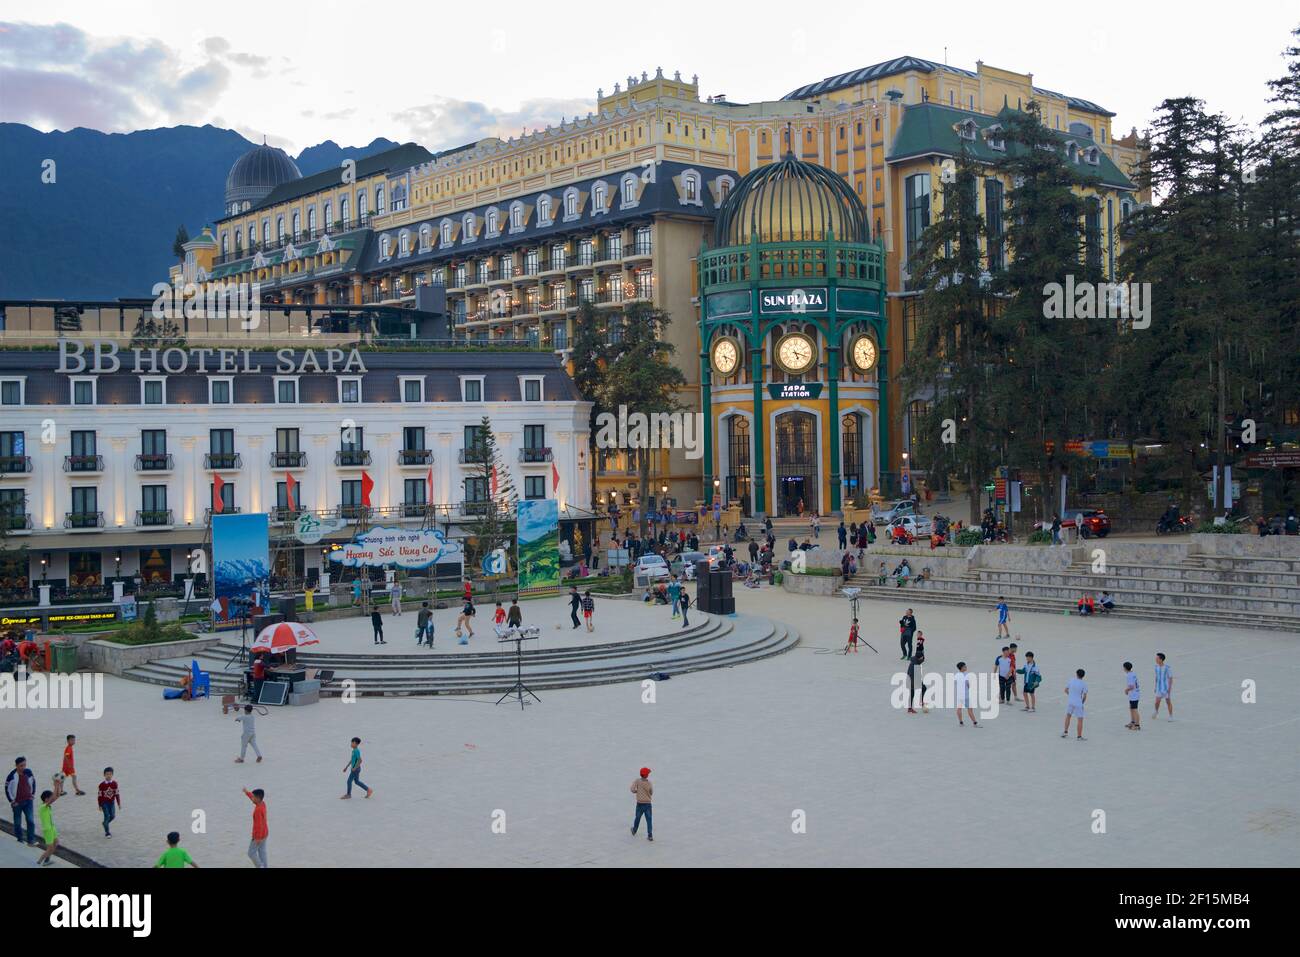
285 472 298 512
361 470 374 507
490 464 498 498
426 465 433 504
212 474 225 514
552 460 560 494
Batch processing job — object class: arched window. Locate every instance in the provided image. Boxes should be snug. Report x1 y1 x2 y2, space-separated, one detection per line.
462 212 476 241
564 188 578 219
380 235 391 258
340 196 350 225
538 195 552 223
717 175 735 204
486 207 499 234
621 173 638 208
376 185 386 214
592 182 607 212
292 212 300 237
323 201 333 231
510 202 524 231
440 219 454 245
247 227 255 250
220 232 229 255
419 225 431 250
399 232 410 256
276 216 285 242
262 221 271 246
358 191 368 221
308 207 317 233
682 170 700 204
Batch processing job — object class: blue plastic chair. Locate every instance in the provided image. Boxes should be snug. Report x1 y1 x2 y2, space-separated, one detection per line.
190 659 211 699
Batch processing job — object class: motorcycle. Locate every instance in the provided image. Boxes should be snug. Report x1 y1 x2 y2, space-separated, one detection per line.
1156 515 1192 535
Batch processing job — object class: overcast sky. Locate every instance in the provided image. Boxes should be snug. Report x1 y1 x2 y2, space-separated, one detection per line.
2 0 1295 154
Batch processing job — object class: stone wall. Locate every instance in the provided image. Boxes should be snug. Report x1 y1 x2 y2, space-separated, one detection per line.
83 635 223 676
781 572 844 597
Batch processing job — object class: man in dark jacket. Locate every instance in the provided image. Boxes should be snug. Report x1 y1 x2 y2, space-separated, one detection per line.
899 610 917 660
568 585 581 629
6 756 38 845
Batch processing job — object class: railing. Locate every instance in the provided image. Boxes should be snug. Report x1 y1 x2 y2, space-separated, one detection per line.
596 289 626 305
64 454 104 473
135 509 173 527
401 502 430 518
625 240 654 258
568 252 596 269
135 453 173 471
698 238 885 286
0 455 32 474
459 501 493 516
270 507 303 523
459 448 490 464
336 504 371 520
519 447 553 463
64 511 104 529
398 449 432 466
204 452 242 470
271 451 308 468
204 506 242 520
335 449 372 467
0 512 32 531
597 245 624 263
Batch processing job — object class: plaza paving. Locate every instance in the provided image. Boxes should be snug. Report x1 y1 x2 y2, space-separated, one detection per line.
5 588 1298 868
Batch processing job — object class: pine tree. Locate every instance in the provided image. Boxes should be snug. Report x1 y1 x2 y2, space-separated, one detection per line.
465 416 518 582
900 146 1005 524
172 225 190 261
571 302 610 513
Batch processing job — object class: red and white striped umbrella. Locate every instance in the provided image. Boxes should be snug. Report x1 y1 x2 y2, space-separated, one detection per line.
251 621 319 654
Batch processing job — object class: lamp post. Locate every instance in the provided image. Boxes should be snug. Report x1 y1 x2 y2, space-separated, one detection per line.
713 478 722 542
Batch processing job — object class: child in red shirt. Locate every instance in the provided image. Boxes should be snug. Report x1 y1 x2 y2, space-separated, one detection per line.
845 619 860 654
97 767 121 838
61 734 85 796
493 602 506 626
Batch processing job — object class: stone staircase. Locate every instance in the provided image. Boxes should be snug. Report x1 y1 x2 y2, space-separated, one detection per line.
120 612 802 696
848 548 1300 632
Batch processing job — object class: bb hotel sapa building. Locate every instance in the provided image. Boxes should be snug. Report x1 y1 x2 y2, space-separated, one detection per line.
178 56 1147 518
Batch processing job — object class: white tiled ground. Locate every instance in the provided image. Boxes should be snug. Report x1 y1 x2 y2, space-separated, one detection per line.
6 588 1298 867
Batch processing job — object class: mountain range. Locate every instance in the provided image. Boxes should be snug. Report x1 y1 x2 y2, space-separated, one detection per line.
0 124 400 299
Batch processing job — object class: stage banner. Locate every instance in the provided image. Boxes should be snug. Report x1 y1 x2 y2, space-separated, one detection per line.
329 526 464 571
212 513 270 618
517 499 560 591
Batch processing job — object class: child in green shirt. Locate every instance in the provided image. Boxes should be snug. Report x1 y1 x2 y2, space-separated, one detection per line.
154 831 199 868
36 789 60 866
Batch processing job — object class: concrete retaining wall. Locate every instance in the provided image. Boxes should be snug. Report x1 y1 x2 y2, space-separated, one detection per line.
83 636 223 676
1191 534 1300 558
781 572 844 597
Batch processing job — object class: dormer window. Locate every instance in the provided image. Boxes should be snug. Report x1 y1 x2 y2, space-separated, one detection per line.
957 119 978 141
380 235 391 259
1065 141 1080 163
592 181 608 215
681 169 702 206
984 125 1005 151
462 212 477 243
440 219 454 247
563 188 579 221
509 202 525 232
399 231 410 256
1084 147 1100 165
419 225 432 250
486 207 500 236
620 173 639 209
538 194 553 225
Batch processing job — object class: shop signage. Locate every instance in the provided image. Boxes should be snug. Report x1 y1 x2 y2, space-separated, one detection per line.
759 288 827 314
768 382 823 400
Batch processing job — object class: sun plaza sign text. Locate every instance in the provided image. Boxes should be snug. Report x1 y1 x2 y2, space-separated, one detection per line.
56 340 368 376
759 288 828 314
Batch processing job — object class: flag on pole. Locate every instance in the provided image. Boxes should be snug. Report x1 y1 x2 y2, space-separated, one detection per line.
361 470 375 507
426 465 434 506
285 472 298 512
552 459 560 494
212 473 225 514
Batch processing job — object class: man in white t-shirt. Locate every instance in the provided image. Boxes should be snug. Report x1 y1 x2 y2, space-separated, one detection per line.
1062 668 1088 740
954 662 980 728
1123 661 1141 731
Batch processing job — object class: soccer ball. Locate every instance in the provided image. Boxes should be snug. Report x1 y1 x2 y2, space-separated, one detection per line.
53 773 65 785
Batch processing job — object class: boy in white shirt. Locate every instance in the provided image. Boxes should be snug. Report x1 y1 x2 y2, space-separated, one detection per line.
1062 668 1088 740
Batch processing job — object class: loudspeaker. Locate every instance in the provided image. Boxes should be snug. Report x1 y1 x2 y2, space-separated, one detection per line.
717 596 735 615
697 576 710 609
715 574 733 599
694 560 710 583
278 596 297 620
253 613 283 634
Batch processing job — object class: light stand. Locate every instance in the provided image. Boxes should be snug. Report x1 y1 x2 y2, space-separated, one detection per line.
840 587 878 653
495 624 541 710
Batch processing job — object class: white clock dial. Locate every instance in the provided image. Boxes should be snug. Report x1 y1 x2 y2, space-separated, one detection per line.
777 334 816 375
712 338 739 375
852 335 878 372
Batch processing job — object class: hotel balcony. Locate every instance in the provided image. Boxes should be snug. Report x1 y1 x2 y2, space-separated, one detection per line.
566 253 596 273
204 452 242 470
335 449 372 468
335 504 371 521
64 510 105 530
458 447 490 464
595 289 626 307
624 240 654 261
539 259 566 277
401 502 430 519
204 506 243 521
0 455 32 474
135 508 174 527
0 512 32 532
135 453 174 472
270 506 303 524
539 300 567 317
595 246 623 266
64 454 104 474
270 451 308 468
459 500 493 516
398 449 432 466
519 447 553 463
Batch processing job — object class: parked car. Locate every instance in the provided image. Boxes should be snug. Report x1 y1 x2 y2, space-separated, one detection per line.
1036 510 1112 539
888 514 933 538
872 499 917 526
672 551 708 579
634 554 671 582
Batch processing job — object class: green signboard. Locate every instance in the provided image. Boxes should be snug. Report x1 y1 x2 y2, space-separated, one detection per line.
705 290 752 320
837 288 882 315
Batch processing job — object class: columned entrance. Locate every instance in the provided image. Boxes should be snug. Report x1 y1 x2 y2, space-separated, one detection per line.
775 411 818 516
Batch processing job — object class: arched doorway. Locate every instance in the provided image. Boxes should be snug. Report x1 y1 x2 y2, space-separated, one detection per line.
842 413 865 504
775 411 818 516
725 415 752 515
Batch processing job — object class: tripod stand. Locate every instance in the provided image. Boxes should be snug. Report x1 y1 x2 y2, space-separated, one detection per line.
841 588 878 654
495 626 541 710
224 607 251 670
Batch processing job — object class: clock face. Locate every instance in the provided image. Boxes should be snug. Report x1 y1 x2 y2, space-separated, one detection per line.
776 333 817 375
851 334 878 372
711 337 740 376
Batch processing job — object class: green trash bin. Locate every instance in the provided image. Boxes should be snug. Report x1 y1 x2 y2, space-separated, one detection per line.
52 639 78 674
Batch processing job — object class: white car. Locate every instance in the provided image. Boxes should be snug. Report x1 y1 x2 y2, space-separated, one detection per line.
872 499 917 526
887 514 933 538
634 554 671 582
674 551 708 579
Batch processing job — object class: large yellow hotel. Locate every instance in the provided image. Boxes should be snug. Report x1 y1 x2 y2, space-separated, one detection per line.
175 55 1148 518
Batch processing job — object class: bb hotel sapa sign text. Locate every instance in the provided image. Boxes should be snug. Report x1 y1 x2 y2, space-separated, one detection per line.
759 288 828 313
56 339 368 375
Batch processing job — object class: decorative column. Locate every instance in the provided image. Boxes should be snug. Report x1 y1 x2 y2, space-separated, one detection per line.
700 342 713 503
373 432 392 511
750 336 766 516
247 434 265 514
110 436 128 528
179 436 197 526
876 317 890 493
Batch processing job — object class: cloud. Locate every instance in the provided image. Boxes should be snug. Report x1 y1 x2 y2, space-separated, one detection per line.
0 21 263 131
391 95 596 150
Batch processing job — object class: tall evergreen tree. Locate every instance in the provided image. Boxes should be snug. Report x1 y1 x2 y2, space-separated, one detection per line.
172 225 190 261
